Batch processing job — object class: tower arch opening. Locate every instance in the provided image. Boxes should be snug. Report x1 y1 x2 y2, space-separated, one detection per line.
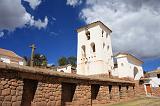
85 30 90 40
133 67 138 78
81 45 86 58
103 43 105 49
91 43 96 53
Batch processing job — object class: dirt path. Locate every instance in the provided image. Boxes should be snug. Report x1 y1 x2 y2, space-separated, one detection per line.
93 97 160 106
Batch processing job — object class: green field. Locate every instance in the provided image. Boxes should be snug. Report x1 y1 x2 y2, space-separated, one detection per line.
107 97 160 106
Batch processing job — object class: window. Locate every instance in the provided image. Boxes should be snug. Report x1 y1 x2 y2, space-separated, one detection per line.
103 43 105 49
106 33 108 38
107 45 109 51
91 43 96 53
134 67 138 78
114 63 118 68
157 74 160 78
102 30 104 37
85 30 90 40
121 63 124 66
81 45 86 57
109 71 112 78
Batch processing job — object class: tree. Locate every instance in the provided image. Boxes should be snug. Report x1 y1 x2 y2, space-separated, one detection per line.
58 56 77 67
58 57 68 66
67 56 77 67
23 53 48 67
33 54 47 67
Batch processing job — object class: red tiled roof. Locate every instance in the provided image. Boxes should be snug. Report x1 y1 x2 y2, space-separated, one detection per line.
0 48 24 61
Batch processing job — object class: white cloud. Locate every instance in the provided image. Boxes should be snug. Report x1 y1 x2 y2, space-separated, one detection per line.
66 0 82 7
23 0 42 10
0 0 48 32
69 0 160 58
33 16 48 29
0 32 4 37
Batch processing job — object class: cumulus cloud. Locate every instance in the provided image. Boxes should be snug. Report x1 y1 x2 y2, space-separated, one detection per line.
0 32 4 37
66 0 82 7
33 16 48 29
0 0 48 32
23 0 42 10
68 0 160 58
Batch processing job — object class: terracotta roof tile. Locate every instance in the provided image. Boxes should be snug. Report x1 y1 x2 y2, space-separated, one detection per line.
0 48 24 61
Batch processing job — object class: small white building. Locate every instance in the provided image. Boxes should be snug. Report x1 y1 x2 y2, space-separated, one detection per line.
0 48 25 65
57 64 76 74
141 70 160 96
145 70 160 88
76 21 114 75
113 53 144 80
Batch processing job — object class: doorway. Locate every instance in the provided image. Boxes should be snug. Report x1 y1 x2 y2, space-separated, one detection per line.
146 84 152 95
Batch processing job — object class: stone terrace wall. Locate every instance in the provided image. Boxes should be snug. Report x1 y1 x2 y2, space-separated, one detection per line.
151 87 160 97
0 62 136 106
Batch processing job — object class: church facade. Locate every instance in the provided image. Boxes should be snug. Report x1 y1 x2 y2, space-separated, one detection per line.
76 21 144 80
76 21 114 75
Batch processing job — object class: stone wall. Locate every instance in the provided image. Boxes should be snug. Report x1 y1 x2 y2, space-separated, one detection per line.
134 81 146 96
0 69 23 106
0 62 138 106
151 87 160 97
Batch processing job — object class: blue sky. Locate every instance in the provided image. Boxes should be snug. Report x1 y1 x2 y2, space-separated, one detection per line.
0 0 160 71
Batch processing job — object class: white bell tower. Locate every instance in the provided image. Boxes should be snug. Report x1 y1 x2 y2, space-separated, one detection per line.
76 21 114 75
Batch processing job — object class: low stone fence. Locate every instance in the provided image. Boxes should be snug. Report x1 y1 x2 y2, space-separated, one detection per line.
151 87 160 97
0 62 135 106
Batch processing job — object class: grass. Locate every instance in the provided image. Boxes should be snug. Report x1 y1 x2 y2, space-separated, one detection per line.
107 97 160 106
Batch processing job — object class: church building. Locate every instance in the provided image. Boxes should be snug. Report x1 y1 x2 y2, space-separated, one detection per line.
76 21 114 75
76 21 144 80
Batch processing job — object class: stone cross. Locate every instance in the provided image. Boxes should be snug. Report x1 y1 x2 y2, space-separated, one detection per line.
29 44 36 67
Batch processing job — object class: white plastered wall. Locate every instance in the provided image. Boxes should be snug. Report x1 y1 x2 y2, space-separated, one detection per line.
0 57 10 64
114 54 144 80
57 65 72 73
149 77 160 87
77 25 114 75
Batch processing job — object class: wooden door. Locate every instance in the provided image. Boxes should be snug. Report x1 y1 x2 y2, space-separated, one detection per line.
146 84 151 94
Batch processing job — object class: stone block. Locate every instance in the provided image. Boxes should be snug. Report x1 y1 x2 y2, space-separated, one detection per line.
16 90 23 96
2 88 11 96
11 82 18 87
12 101 21 106
11 90 16 96
12 96 17 102
1 80 7 86
17 96 22 101
16 86 23 90
0 96 4 101
4 96 12 101
2 102 12 106
10 86 16 90
3 84 9 89
0 84 3 90
47 101 56 106
36 101 47 106
55 101 61 106
50 96 55 100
